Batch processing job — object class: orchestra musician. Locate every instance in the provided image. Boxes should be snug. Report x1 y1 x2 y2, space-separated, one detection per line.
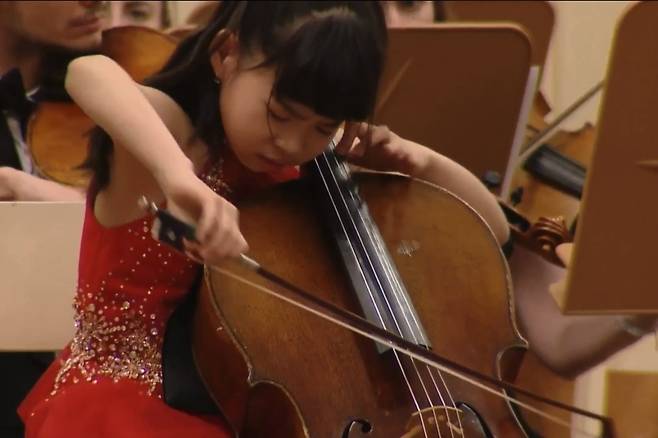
0 3 106 436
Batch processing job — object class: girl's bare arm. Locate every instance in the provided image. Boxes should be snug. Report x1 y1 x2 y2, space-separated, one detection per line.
65 55 197 223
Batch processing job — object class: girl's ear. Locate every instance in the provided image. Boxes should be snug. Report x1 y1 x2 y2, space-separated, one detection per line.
209 29 240 82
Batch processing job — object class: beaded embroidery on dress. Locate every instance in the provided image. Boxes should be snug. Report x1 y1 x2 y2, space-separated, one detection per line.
18 158 236 438
18 154 299 438
51 157 231 399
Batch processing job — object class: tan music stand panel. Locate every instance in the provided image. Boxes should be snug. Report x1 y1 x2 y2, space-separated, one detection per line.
560 2 658 313
605 370 658 438
443 1 554 69
375 24 531 181
0 202 83 350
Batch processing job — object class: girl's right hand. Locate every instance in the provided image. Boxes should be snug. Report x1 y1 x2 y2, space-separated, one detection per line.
162 173 248 264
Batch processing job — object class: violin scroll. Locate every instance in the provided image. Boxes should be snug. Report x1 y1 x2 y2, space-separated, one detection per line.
502 200 571 266
527 216 571 259
511 215 571 267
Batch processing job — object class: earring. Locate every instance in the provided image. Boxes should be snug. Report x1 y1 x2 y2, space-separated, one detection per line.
213 77 221 85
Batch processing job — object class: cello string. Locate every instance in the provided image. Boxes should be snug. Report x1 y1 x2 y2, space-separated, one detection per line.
323 152 459 437
214 264 601 438
372 248 463 437
318 155 446 438
409 360 455 437
311 157 433 437
350 200 463 438
313 157 442 438
324 152 460 437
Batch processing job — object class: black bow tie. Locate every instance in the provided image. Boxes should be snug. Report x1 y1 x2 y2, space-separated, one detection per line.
0 69 36 125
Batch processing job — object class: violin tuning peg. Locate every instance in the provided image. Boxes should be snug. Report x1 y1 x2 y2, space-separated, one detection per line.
481 170 502 190
509 187 524 207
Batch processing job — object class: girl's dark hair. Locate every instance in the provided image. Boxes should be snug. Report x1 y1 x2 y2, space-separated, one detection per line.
86 1 388 190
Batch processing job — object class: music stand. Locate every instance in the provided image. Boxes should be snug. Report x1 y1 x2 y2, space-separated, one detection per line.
376 25 532 193
0 202 83 350
557 2 658 313
443 0 555 70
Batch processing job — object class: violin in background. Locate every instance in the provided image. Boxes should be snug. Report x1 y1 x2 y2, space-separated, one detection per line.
493 83 603 267
26 25 177 187
512 83 602 227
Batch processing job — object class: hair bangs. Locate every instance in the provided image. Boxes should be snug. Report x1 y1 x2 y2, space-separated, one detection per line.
83 1 388 191
268 10 385 122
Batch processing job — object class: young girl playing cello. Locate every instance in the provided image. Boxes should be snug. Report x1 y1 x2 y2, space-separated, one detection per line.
18 2 508 437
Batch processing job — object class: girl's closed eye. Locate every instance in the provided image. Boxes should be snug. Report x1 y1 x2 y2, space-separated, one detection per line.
267 102 336 136
267 105 291 122
317 125 338 137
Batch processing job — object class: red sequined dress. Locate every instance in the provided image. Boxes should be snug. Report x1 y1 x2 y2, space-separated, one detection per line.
18 153 299 438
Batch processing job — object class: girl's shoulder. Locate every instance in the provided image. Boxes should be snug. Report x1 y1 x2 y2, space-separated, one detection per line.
137 85 195 147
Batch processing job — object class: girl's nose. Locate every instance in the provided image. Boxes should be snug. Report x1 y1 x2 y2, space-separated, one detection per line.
273 134 303 157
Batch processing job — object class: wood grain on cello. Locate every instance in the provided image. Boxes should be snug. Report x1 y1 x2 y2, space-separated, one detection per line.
188 150 610 437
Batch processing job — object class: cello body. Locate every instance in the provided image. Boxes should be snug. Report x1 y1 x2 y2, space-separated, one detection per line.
192 170 529 437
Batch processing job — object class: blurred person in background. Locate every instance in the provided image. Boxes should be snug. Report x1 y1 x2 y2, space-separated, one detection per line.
101 0 170 30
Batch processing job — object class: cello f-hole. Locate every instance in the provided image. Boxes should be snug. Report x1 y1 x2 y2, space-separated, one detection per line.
343 418 373 437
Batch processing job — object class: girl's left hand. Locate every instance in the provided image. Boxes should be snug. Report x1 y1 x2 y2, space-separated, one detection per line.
334 122 424 175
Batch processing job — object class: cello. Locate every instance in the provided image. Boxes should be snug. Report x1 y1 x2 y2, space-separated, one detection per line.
184 148 612 437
